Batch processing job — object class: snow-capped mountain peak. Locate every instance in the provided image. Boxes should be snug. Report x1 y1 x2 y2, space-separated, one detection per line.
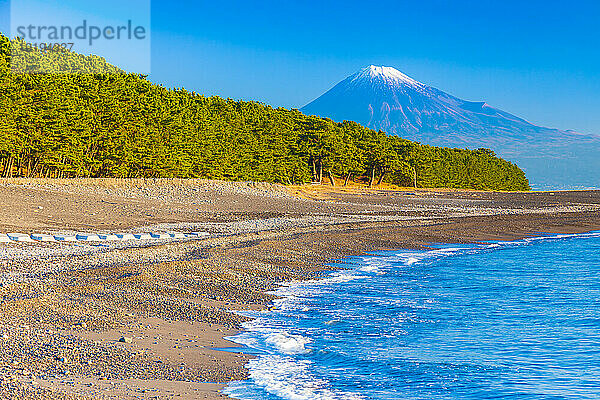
352 65 423 88
300 65 600 189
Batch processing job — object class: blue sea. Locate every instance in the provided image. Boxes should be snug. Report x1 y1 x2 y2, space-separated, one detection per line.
224 232 600 400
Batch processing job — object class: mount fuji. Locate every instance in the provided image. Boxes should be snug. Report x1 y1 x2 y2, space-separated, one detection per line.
301 65 600 189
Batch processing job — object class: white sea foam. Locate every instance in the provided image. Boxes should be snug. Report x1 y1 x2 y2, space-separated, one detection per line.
229 334 258 348
225 355 364 400
265 332 311 355
274 271 363 302
359 262 385 273
406 256 420 265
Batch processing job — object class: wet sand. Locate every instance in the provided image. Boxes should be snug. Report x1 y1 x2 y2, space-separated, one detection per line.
0 178 599 399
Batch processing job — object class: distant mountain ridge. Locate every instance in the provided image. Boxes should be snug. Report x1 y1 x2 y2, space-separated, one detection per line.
302 65 600 189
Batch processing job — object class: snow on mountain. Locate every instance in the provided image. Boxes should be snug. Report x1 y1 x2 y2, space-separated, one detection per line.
351 65 424 88
301 65 600 189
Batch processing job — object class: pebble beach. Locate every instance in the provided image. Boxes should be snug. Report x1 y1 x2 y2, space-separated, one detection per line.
1 178 600 399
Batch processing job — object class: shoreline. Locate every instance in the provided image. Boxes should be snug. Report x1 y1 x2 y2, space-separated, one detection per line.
0 179 599 399
225 229 600 399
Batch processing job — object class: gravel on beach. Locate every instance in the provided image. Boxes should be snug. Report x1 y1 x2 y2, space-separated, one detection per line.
1 178 600 399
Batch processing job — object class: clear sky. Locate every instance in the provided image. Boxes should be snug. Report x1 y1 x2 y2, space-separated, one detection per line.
1 0 599 135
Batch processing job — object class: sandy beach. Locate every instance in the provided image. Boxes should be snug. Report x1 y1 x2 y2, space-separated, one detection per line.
1 178 599 399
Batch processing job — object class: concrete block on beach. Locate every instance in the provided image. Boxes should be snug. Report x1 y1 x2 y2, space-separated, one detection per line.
54 234 77 242
150 232 171 239
98 233 120 241
133 233 152 240
186 232 210 238
76 233 101 241
7 233 34 242
31 233 56 242
115 233 136 241
168 232 186 239
118 336 133 344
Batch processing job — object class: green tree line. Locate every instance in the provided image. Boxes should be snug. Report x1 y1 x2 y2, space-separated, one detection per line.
0 35 529 190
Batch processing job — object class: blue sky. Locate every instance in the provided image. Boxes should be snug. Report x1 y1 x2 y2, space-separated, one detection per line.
1 0 599 134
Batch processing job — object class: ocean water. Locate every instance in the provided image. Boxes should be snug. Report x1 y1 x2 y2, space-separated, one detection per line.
224 232 600 400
